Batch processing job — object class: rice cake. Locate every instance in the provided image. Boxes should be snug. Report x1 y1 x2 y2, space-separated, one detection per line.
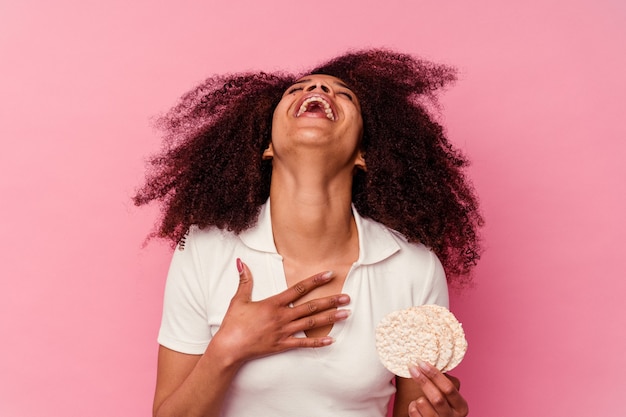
375 305 467 377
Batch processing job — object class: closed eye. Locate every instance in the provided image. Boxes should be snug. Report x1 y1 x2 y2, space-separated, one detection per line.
338 91 354 101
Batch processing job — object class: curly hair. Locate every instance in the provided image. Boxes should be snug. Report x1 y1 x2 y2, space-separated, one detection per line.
134 48 483 285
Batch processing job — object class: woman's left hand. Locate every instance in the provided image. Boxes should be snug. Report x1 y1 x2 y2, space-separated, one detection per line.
406 360 468 417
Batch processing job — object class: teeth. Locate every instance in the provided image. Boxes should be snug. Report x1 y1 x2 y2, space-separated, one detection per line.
296 96 335 121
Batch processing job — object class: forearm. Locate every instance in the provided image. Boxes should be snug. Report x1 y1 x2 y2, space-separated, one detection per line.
393 376 420 417
154 341 244 417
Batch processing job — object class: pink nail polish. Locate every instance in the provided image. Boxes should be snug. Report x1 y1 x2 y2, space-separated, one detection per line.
236 258 243 274
416 358 430 372
335 310 351 319
321 337 335 345
321 271 334 280
409 365 421 379
337 295 350 304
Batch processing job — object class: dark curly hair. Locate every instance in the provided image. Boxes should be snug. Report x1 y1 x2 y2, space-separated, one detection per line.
134 48 483 285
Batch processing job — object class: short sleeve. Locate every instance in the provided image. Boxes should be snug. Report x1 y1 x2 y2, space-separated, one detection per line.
157 228 211 354
420 251 449 309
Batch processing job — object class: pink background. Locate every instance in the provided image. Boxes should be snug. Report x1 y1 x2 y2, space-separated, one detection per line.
1 0 625 416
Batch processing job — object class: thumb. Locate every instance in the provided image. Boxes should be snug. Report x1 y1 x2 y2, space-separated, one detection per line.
234 258 253 302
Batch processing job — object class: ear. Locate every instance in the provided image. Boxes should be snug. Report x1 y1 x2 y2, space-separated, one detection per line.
354 150 367 171
262 143 274 160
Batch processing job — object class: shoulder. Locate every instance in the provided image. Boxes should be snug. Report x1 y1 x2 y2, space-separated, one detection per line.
358 215 448 306
358 213 437 267
179 225 239 252
169 225 242 281
387 228 443 280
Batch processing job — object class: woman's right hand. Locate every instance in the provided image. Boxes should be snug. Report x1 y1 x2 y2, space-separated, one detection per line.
209 258 351 365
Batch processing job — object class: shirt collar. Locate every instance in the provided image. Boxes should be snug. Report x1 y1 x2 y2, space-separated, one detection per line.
238 199 401 265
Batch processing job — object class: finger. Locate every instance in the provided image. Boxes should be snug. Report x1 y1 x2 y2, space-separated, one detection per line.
285 293 351 320
282 308 351 335
409 396 440 417
445 373 461 391
409 362 453 415
408 398 429 417
281 335 335 349
273 270 335 305
409 361 468 415
232 258 253 302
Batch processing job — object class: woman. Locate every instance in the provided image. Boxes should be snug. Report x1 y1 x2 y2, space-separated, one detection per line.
135 49 482 417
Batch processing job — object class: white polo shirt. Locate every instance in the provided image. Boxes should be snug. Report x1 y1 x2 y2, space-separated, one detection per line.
159 199 449 417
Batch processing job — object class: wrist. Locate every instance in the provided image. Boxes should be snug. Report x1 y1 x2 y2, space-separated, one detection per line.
204 333 247 371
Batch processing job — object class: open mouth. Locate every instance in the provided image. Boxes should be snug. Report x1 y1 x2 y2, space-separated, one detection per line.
295 95 335 121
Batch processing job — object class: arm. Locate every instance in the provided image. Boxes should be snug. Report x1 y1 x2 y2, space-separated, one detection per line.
153 260 351 417
153 343 241 417
393 362 468 417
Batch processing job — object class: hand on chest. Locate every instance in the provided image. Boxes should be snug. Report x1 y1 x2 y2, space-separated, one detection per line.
283 260 353 338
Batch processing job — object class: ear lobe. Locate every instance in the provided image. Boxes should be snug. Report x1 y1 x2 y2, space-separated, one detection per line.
262 143 274 160
354 151 367 171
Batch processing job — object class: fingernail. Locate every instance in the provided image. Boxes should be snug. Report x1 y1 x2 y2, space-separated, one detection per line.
409 365 421 379
236 258 243 274
335 309 351 319
416 358 430 372
337 294 350 304
321 271 334 280
321 337 335 346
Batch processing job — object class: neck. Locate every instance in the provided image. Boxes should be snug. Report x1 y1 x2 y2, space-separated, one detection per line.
268 163 358 265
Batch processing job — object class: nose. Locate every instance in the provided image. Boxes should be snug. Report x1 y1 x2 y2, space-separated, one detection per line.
305 80 331 94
